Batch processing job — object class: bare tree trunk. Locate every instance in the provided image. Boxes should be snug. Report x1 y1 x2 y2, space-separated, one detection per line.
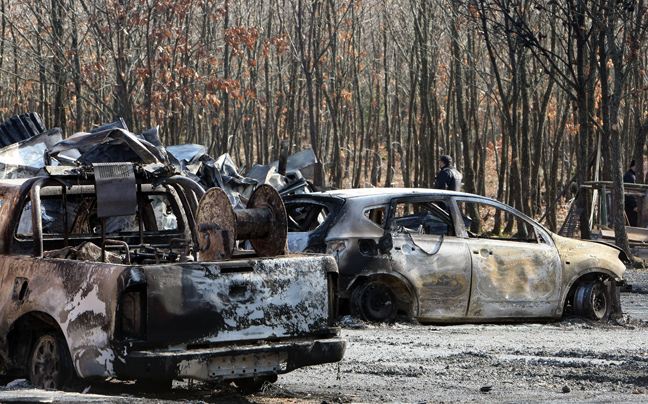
546 101 570 232
352 58 365 189
404 48 417 189
0 0 6 86
414 0 432 187
383 26 393 188
604 0 642 256
219 2 231 155
51 0 67 132
520 53 532 217
532 65 556 217
574 0 594 240
70 0 83 132
450 3 475 194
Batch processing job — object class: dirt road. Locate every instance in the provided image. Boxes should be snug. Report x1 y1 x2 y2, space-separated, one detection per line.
2 269 648 404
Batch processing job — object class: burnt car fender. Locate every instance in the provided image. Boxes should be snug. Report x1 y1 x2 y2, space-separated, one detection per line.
589 240 632 265
0 256 145 380
345 269 418 315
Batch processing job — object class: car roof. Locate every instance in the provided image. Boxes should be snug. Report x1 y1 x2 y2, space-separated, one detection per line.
312 187 466 200
288 187 519 217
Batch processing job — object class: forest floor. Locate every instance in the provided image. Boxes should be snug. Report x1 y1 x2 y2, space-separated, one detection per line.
1 268 648 404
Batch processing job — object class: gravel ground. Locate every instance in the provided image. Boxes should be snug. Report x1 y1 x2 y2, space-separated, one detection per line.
2 269 648 404
266 268 648 404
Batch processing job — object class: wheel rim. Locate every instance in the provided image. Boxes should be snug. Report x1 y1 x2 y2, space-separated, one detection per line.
592 287 608 320
30 335 60 389
361 283 396 321
574 281 610 321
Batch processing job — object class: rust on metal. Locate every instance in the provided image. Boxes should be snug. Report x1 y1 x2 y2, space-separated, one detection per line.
245 184 288 257
196 185 288 259
196 187 237 260
0 173 344 388
285 188 628 324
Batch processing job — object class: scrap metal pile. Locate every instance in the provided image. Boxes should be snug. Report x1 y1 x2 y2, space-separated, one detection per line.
0 112 317 208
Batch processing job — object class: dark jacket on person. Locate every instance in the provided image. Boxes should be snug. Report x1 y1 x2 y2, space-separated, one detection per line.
624 168 637 208
624 168 636 185
434 165 462 191
624 167 638 226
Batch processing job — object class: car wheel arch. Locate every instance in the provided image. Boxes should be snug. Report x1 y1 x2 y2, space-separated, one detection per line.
561 270 622 320
6 311 68 373
347 273 418 319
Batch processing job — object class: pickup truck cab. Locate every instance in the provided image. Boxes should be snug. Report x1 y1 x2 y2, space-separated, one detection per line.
0 163 344 390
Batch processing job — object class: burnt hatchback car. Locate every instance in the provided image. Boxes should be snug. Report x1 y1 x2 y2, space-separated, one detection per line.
284 188 629 323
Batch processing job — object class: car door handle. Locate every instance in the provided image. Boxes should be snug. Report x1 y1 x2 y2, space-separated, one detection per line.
228 282 251 302
473 249 493 257
12 277 29 301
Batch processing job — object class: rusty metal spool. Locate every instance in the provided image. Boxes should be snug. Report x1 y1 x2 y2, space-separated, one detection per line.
196 185 288 260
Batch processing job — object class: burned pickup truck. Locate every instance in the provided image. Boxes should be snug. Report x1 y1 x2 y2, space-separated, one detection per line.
0 163 344 390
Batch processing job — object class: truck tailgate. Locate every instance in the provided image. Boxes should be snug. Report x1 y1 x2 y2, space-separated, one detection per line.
144 254 336 345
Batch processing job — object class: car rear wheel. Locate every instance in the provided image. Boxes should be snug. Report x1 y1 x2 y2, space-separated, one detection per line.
352 281 398 323
573 280 610 321
29 332 75 390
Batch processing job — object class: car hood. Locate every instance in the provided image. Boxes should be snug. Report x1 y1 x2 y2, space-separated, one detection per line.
551 234 627 280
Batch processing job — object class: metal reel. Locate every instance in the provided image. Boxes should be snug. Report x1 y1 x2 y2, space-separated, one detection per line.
195 187 237 261
244 184 288 257
195 185 288 260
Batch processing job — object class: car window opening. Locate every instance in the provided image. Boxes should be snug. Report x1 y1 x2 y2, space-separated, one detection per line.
287 204 329 232
393 201 454 236
460 201 537 242
18 193 179 237
364 207 385 227
16 184 189 264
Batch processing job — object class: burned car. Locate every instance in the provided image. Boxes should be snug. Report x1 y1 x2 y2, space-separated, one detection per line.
284 188 629 323
0 164 344 390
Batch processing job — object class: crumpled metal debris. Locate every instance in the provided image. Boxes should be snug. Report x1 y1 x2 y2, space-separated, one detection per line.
0 113 318 204
0 128 64 179
0 112 46 147
49 124 169 165
44 241 122 264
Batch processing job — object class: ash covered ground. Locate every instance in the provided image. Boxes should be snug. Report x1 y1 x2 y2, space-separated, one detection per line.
2 269 648 404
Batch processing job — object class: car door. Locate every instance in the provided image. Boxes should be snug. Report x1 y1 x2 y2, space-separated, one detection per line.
388 197 472 319
455 197 563 319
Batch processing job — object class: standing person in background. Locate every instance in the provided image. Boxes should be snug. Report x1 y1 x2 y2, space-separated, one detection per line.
624 159 638 227
434 155 463 191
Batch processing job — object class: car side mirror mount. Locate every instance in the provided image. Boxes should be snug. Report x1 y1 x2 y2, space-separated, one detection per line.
379 233 393 254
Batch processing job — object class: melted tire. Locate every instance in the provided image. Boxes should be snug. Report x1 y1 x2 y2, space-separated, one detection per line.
29 332 75 390
352 281 398 323
235 374 277 393
134 378 173 392
573 280 610 321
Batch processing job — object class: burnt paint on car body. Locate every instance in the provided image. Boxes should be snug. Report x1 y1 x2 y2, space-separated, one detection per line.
285 195 344 254
390 233 471 318
0 175 345 385
143 257 334 346
0 255 126 378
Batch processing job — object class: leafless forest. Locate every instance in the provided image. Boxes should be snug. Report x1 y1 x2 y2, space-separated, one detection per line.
0 0 647 238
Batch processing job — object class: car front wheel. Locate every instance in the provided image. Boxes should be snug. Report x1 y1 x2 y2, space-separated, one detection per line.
352 281 398 323
573 280 610 321
29 332 75 390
